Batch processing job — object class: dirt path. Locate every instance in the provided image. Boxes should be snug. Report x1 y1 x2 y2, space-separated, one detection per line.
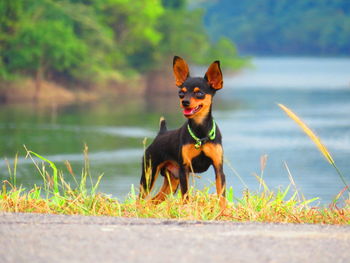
1 213 350 263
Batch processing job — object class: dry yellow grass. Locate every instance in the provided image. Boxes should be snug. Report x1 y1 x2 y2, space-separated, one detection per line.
278 103 334 164
278 103 349 190
1 181 350 225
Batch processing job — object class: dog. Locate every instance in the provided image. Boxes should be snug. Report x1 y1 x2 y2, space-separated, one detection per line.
139 56 226 203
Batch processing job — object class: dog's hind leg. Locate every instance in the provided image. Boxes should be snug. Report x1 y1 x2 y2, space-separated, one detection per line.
152 170 179 203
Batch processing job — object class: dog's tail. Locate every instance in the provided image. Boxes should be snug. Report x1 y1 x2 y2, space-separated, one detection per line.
158 116 167 135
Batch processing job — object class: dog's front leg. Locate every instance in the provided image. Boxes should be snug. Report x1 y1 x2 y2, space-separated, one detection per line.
203 143 226 206
179 165 189 201
214 163 226 209
214 163 226 197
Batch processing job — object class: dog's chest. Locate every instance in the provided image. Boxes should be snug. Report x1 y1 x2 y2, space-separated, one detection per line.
191 152 212 173
181 143 221 172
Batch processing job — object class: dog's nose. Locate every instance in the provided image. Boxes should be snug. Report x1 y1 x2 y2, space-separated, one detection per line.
182 100 190 107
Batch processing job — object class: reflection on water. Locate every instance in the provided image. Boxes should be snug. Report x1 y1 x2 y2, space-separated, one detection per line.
1 57 350 204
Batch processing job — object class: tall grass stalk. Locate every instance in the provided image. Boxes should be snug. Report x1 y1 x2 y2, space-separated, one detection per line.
278 103 349 192
5 153 18 187
224 158 248 189
283 161 301 203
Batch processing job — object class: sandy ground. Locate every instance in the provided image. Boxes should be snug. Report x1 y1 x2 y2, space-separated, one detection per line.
1 212 350 263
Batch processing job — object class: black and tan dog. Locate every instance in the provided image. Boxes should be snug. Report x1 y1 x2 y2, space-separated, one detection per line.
139 56 226 203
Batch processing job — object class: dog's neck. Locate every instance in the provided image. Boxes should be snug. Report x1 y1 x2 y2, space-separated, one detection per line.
187 108 213 139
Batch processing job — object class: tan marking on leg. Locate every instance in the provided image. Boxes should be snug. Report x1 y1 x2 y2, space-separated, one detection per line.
152 175 170 203
202 143 226 203
215 172 224 195
152 171 179 203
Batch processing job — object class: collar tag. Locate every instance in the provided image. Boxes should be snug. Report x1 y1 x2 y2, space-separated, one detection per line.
187 120 216 149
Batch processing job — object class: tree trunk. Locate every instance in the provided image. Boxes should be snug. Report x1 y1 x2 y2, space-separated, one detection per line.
34 65 43 102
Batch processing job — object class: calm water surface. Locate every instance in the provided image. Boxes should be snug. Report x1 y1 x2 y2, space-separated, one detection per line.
1 57 350 204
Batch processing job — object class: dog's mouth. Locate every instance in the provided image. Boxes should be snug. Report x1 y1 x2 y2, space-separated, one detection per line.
183 104 203 117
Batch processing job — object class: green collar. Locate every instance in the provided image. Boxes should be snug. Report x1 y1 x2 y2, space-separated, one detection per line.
187 119 216 149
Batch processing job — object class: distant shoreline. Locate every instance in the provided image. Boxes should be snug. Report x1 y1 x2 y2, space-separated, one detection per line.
0 75 146 106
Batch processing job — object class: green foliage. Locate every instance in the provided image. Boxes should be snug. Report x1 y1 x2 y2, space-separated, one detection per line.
202 0 350 55
199 37 248 69
7 19 87 72
153 7 245 70
0 0 245 87
162 0 186 9
1 0 116 83
155 8 210 65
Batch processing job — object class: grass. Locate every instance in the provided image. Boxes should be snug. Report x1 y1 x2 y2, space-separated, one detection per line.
2 177 350 224
1 147 350 224
1 104 350 224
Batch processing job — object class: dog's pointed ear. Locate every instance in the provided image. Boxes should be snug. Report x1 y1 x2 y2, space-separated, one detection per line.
204 61 223 90
173 56 190 87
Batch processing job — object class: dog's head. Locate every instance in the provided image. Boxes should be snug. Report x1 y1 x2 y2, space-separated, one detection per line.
173 56 223 122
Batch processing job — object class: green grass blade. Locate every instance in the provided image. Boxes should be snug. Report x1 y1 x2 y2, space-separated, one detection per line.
26 150 59 195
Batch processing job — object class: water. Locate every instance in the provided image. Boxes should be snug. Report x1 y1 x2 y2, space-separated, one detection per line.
1 57 350 203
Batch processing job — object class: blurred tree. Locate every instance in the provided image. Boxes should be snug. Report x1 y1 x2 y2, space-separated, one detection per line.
162 0 186 9
204 37 247 69
1 0 115 90
92 0 164 72
154 2 245 70
0 0 24 79
0 0 246 96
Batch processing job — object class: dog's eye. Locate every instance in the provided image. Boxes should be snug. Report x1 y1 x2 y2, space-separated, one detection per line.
178 90 185 98
195 91 205 99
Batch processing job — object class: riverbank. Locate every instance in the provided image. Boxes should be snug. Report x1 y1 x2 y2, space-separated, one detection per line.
0 77 146 105
0 79 94 105
0 68 178 106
